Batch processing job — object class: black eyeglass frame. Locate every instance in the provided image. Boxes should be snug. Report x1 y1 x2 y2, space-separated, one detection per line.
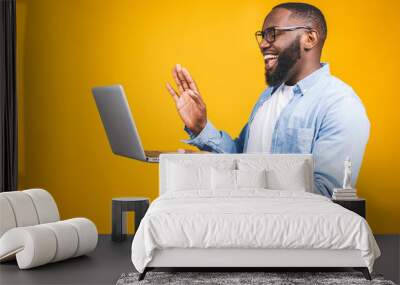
255 26 312 44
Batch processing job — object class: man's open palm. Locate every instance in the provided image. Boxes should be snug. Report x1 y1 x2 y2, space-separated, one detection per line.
166 64 207 135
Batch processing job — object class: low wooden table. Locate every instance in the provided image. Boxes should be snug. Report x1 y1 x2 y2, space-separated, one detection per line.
112 197 149 242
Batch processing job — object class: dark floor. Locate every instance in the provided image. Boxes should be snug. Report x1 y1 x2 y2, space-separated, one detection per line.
0 234 399 285
0 235 135 285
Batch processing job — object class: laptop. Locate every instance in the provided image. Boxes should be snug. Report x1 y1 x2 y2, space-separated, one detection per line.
92 84 168 163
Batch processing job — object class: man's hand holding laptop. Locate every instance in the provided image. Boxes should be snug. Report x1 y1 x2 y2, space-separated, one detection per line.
166 64 207 136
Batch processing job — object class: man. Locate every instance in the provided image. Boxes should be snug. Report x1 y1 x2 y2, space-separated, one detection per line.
165 2 369 197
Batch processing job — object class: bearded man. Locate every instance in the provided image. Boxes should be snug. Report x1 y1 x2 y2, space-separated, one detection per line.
166 2 369 197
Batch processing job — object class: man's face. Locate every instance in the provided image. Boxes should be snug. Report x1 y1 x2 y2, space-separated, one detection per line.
260 8 306 86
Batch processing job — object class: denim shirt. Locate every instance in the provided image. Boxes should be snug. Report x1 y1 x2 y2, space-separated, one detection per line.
183 63 370 197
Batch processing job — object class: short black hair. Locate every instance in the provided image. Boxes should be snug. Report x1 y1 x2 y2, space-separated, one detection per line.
273 2 327 43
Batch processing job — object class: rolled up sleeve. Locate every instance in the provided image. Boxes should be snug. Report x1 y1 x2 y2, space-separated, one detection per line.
182 121 248 153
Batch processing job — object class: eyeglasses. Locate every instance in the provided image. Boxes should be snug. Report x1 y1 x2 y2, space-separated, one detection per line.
255 26 312 45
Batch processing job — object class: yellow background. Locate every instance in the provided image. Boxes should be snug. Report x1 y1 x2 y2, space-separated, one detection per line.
16 0 400 234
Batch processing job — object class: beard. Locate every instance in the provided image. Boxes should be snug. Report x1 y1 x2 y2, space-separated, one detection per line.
265 36 301 86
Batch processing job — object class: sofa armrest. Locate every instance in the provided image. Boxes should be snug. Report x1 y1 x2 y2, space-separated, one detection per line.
0 218 98 269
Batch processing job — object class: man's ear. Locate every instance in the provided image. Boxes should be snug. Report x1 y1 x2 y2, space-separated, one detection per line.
303 30 319 50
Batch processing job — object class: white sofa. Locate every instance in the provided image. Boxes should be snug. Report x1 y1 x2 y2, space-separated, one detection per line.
0 189 98 269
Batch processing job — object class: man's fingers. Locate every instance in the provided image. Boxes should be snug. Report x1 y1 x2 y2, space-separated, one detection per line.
172 66 184 94
166 82 179 104
182 67 199 93
176 64 190 91
185 89 203 106
187 89 205 105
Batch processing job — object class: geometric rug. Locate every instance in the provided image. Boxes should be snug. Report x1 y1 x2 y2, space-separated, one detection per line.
116 271 396 285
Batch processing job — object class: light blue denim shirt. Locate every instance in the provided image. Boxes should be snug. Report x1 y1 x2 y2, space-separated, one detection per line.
183 63 370 197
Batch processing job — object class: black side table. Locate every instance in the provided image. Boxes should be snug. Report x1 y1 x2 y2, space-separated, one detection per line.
332 198 366 219
112 197 149 242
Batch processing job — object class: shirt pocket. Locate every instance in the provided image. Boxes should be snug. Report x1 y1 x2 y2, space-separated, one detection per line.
284 127 315 154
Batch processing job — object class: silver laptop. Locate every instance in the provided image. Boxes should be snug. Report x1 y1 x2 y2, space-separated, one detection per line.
92 84 164 163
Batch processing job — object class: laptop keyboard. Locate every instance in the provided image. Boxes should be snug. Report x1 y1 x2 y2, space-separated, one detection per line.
145 150 162 157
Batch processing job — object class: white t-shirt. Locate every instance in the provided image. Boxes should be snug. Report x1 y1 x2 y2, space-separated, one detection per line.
246 84 294 153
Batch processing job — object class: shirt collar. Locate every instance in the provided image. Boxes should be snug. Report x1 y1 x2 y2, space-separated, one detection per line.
293 62 330 96
270 62 330 96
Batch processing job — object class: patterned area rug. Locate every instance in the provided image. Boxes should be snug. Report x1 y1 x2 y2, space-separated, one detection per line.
116 271 396 285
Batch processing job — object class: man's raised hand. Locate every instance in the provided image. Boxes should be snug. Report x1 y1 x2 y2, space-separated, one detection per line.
166 64 207 135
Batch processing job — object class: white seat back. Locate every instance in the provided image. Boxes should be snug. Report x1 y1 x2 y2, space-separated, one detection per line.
0 189 60 238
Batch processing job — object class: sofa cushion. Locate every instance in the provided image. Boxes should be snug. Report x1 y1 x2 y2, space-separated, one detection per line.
24 189 59 224
0 196 17 237
0 192 39 227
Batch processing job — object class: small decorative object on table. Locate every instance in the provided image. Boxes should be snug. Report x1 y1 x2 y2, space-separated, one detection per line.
112 197 149 242
332 156 358 200
332 157 366 218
